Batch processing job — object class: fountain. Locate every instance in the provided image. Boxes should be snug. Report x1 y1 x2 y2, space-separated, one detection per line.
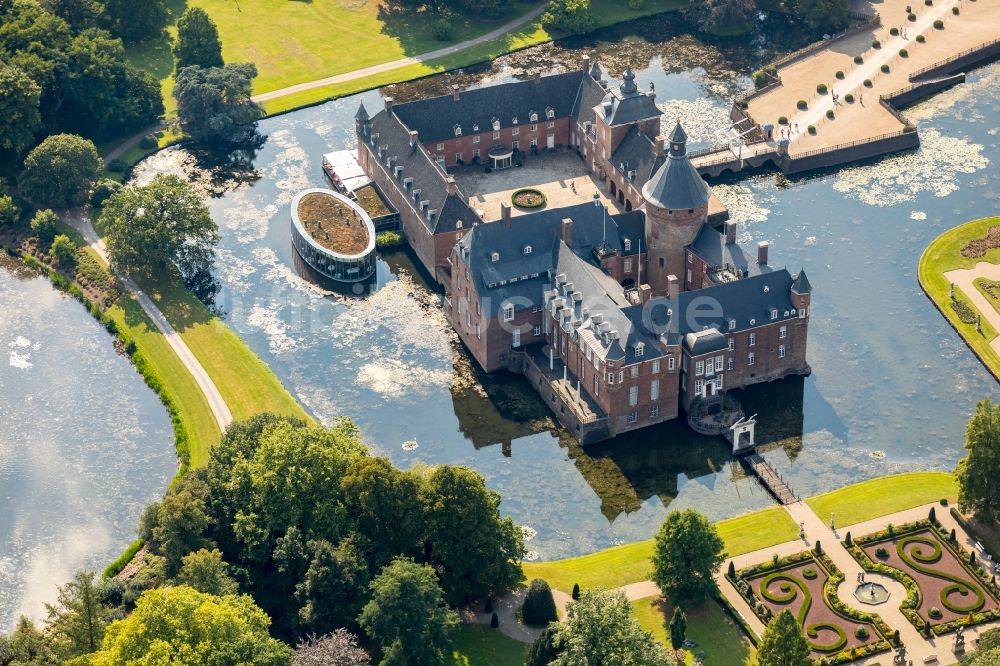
853 581 890 605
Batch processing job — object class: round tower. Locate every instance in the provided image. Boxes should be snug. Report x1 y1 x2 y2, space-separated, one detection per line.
641 121 710 296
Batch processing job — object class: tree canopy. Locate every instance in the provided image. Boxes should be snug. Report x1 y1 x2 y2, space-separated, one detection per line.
786 0 849 31
0 64 42 153
957 398 1000 519
174 63 264 144
755 609 811 666
89 586 293 666
358 558 458 666
19 134 101 207
651 509 726 604
540 0 596 35
101 174 220 278
100 0 169 42
43 571 108 660
552 589 674 665
293 630 370 666
176 548 240 596
174 7 224 70
684 0 757 36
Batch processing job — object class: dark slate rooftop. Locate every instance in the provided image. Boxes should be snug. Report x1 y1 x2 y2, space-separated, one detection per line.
611 126 665 193
689 223 768 278
684 329 729 355
641 122 711 211
673 269 798 336
364 109 478 234
390 71 587 144
572 74 609 130
792 269 812 294
596 70 662 127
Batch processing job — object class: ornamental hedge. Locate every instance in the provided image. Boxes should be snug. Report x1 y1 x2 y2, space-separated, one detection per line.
511 188 546 209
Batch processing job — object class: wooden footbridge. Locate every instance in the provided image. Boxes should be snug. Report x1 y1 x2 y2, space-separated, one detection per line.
743 453 799 505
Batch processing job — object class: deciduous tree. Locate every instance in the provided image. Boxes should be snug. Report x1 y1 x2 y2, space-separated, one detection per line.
358 558 457 666
786 0 849 31
651 509 725 605
684 0 756 35
19 134 101 207
100 0 169 42
173 63 263 144
49 234 76 267
30 209 59 244
552 589 673 666
540 0 596 35
176 548 239 596
756 609 811 666
90 586 293 665
957 398 1000 519
174 7 223 70
296 537 370 635
0 194 19 226
0 616 59 665
0 64 41 153
293 630 370 666
152 487 212 575
669 607 687 650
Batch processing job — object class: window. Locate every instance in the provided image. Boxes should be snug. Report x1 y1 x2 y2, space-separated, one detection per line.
630 366 639 378
472 136 481 144
546 108 555 119
512 127 519 136
652 360 660 373
512 329 520 347
476 324 481 339
466 311 471 327
473 148 480 158
779 325 787 339
728 338 734 351
627 412 637 424
749 333 756 347
770 308 778 320
530 112 538 123
523 245 532 255
586 346 592 362
634 342 644 358
650 379 659 401
778 344 786 358
512 116 518 125
530 138 537 147
593 354 599 370
607 372 615 384
594 376 599 396
455 152 462 163
727 357 734 371
531 305 540 313
715 356 724 372
512 140 519 150
748 352 755 367
493 131 501 140
533 325 541 337
687 253 693 264
491 252 499 262
624 258 632 273
492 120 500 131
454 127 462 137
650 406 659 418
624 238 632 252
667 357 675 371
728 319 736 331
503 305 513 321
695 379 704 396
799 308 807 318
695 360 704 376
629 385 638 407
436 143 444 150
472 124 479 132
476 302 481 315
530 124 538 132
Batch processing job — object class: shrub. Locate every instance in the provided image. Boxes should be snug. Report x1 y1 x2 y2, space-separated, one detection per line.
803 567 818 579
0 194 20 227
864 79 873 87
934 19 944 29
738 99 748 109
815 541 823 555
432 17 453 41
970 551 977 565
752 69 769 88
845 532 853 546
628 0 643 9
521 579 558 626
778 116 788 125
49 235 77 267
929 507 937 524
817 83 828 94
826 109 835 119
835 71 844 80
797 100 808 110
929 606 942 619
872 39 881 48
917 34 926 43
139 135 158 150
881 64 890 73
107 158 128 173
30 209 59 244
490 612 499 628
903 123 916 133
91 179 122 208
941 498 949 506
808 125 816 135
572 582 580 600
908 12 916 21
893 629 900 644
950 528 957 542
899 48 909 57
845 93 854 103
375 230 405 248
952 6 959 14
854 55 864 64
855 626 869 640
925 0 932 4
876 547 889 559
890 27 899 35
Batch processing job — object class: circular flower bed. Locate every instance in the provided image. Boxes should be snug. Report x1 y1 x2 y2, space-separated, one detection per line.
512 188 546 209
803 567 818 579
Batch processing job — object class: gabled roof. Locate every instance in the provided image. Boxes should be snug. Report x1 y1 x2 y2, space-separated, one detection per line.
595 78 662 127
611 126 665 193
792 269 812 294
689 222 768 278
364 109 478 233
673 269 798 336
390 71 586 143
641 122 711 211
571 74 608 130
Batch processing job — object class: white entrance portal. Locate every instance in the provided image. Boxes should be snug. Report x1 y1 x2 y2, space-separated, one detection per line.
546 134 555 149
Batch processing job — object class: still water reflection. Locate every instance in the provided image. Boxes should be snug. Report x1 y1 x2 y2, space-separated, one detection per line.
132 28 998 560
0 256 175 630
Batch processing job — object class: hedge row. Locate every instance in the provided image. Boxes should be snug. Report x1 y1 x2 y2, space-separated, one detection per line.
102 539 144 579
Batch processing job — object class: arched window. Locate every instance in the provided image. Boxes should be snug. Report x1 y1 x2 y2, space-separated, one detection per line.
491 252 500 262
623 238 631 252
454 126 462 137
492 119 501 131
523 245 532 255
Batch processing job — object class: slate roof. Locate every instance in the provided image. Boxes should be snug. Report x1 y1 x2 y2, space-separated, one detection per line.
641 122 711 211
571 74 608 130
610 126 665 192
595 75 662 127
672 269 799 337
689 223 768 278
684 329 729 355
390 71 587 143
364 109 478 234
792 269 812 294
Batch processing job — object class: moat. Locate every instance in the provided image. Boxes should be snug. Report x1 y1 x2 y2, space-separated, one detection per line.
3 18 999 623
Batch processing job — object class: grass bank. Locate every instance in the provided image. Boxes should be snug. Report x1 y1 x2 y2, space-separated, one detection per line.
450 625 526 665
805 471 958 528
522 505 797 592
632 597 753 665
918 216 1000 379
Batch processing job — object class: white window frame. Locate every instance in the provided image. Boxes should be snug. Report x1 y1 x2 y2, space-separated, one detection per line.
778 344 786 358
533 325 541 337
472 136 481 144
624 258 632 273
728 338 734 351
436 143 444 150
650 405 659 418
491 252 499 263
749 333 756 347
715 356 724 372
512 329 521 347
492 131 501 140
667 357 675 371
629 385 638 407
607 372 615 384
503 305 514 321
695 360 704 376
512 127 520 136
779 325 787 339
770 308 778 320
650 379 659 401
652 360 660 373
727 357 734 371
630 365 639 378
695 378 704 396
627 412 637 424
748 352 755 367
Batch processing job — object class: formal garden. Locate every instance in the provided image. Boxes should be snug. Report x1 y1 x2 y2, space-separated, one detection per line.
729 550 892 663
848 518 1000 637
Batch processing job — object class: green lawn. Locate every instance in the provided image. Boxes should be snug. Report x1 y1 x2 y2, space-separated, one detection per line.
632 597 753 666
918 216 1000 379
806 472 958 528
450 625 526 666
521 505 798 592
974 278 1000 316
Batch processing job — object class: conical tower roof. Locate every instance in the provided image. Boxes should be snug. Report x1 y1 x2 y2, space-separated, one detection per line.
792 269 812 294
621 67 638 95
641 121 710 210
355 103 370 121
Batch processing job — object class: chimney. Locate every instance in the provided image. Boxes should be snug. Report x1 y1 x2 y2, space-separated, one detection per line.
408 130 418 148
725 221 737 245
667 274 679 301
384 96 393 111
639 283 652 305
582 54 591 72
451 84 460 101
757 241 769 266
561 217 573 247
654 135 665 155
501 202 512 227
446 176 458 195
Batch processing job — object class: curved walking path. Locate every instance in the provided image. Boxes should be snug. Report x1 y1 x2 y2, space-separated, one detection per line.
63 209 233 432
250 3 547 104
945 261 1000 356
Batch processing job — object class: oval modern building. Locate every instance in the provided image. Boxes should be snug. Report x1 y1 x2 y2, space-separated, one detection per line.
291 188 376 283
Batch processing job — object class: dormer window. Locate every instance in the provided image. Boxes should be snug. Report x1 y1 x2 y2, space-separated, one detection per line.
454 125 462 137
512 116 518 125
530 112 538 122
472 124 479 132
633 342 644 358
770 308 778 320
492 119 500 131
503 304 514 321
491 252 500 263
456 220 463 229
624 238 631 252
546 107 555 119
728 319 736 331
523 245 532 255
